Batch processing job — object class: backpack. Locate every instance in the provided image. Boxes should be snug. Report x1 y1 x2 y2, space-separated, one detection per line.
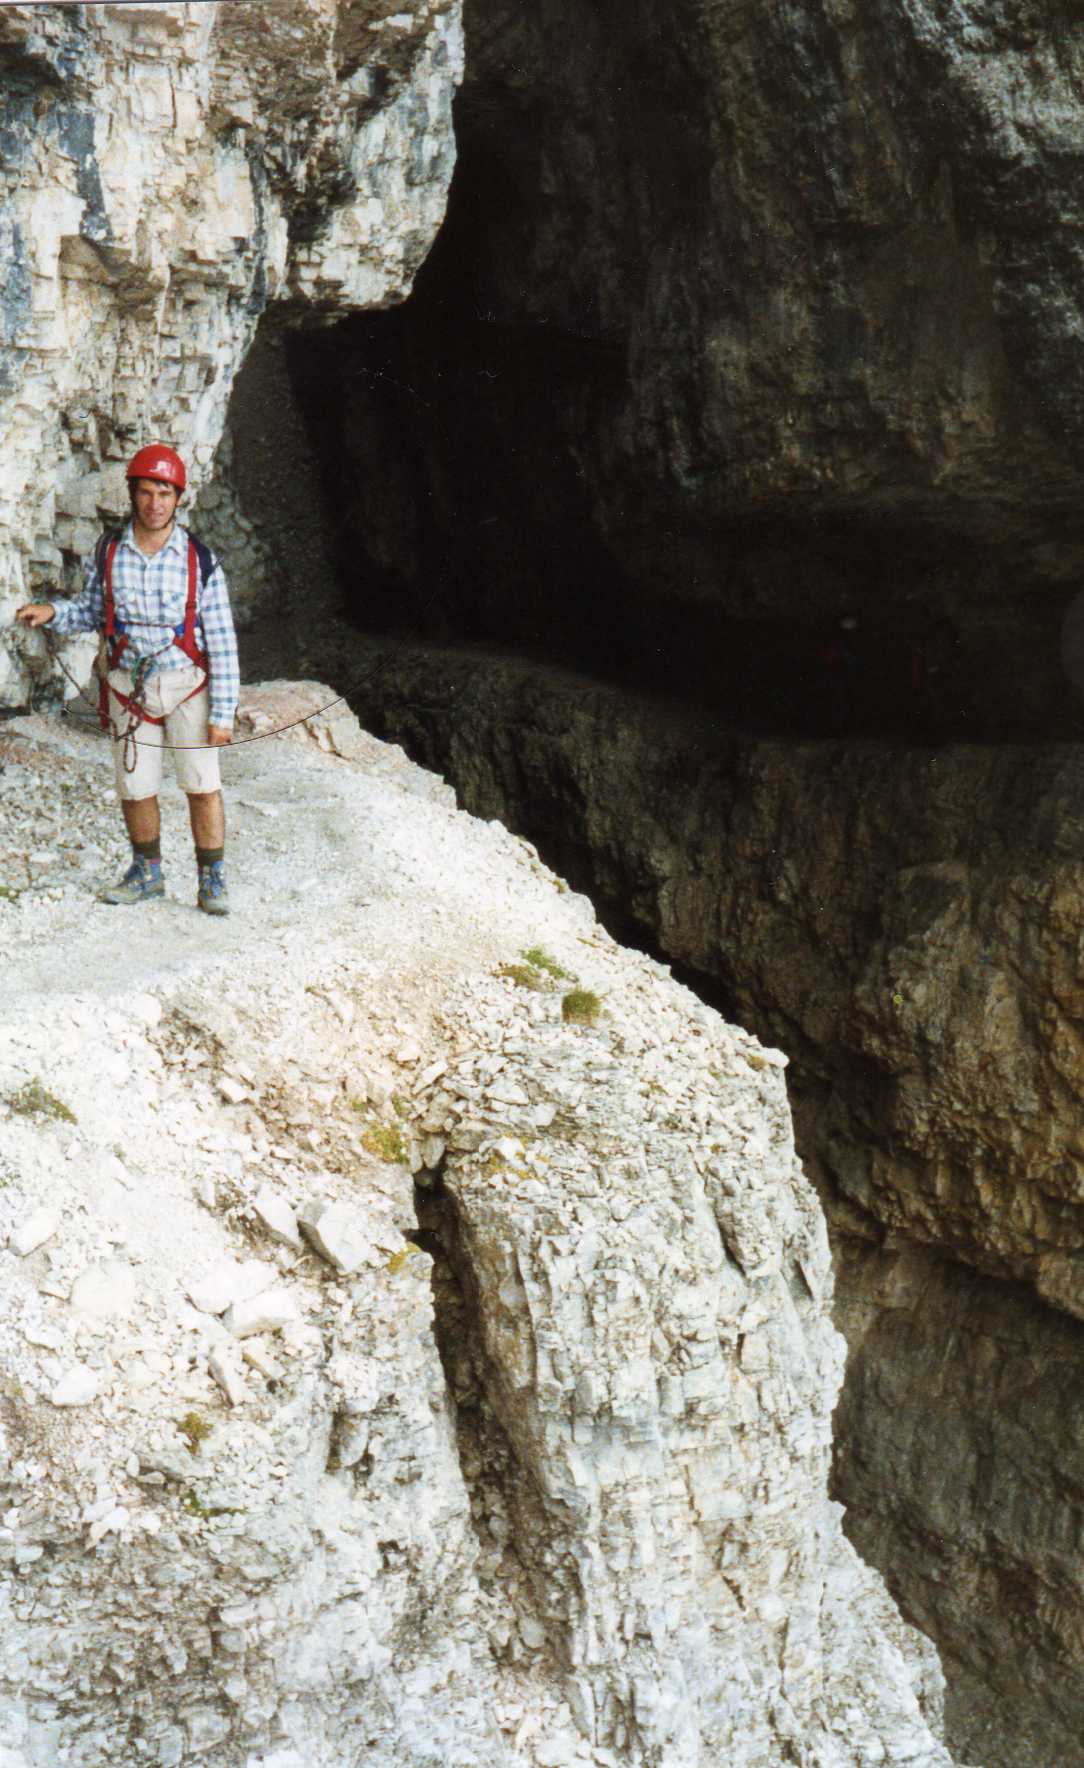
93 529 214 731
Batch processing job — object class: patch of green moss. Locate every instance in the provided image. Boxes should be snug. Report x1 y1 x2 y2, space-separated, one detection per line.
7 1079 76 1124
0 885 21 903
522 946 573 981
562 989 602 1027
362 1121 407 1163
182 1488 244 1520
177 1412 213 1456
386 1243 423 1276
497 962 547 992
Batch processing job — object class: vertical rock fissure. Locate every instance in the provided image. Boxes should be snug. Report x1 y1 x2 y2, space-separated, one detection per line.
331 647 1084 1768
414 1167 563 1682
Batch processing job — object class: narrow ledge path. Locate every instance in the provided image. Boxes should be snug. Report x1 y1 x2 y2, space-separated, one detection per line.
0 687 957 1768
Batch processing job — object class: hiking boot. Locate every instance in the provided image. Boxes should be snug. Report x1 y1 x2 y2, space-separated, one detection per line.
98 855 165 905
197 859 230 917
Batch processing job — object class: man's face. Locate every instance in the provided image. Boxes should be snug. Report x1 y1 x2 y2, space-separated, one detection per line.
131 478 180 531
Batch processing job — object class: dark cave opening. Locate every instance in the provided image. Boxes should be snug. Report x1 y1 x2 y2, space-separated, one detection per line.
284 313 1084 746
275 133 1084 748
200 20 1084 1760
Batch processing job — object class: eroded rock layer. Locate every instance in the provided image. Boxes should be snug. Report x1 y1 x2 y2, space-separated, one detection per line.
218 5 1084 1757
354 641 1084 1766
0 703 952 1766
835 1236 1084 1767
269 0 1084 739
0 0 461 700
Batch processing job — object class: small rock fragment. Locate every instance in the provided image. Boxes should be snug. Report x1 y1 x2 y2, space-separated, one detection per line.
421 1134 446 1168
241 1339 283 1380
69 1259 136 1320
11 1207 60 1258
448 1124 485 1153
102 1153 131 1189
88 1506 129 1546
50 1367 99 1407
224 1286 300 1338
487 1079 530 1106
252 1187 302 1251
188 1258 275 1317
208 1346 247 1406
299 1200 376 1275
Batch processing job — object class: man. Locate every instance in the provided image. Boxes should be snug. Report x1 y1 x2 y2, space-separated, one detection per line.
15 444 239 915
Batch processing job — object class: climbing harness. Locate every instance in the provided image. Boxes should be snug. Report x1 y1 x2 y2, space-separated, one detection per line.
37 523 432 757
94 531 211 774
46 621 387 756
50 635 370 754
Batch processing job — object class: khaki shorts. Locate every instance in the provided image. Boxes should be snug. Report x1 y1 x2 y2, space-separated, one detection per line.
108 665 222 800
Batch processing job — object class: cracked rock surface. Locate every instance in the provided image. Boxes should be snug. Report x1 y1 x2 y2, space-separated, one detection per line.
0 0 462 699
0 693 955 1765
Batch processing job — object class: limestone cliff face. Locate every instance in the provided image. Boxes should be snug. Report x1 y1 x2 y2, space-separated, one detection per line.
357 645 1084 1765
283 0 1084 737
446 0 1084 518
219 7 1084 1759
0 0 461 700
0 702 954 1767
344 650 1084 1314
0 10 964 1748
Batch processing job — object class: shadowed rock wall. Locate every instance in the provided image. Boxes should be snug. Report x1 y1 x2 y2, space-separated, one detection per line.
340 644 1084 1766
169 1 1084 1760
282 0 1084 740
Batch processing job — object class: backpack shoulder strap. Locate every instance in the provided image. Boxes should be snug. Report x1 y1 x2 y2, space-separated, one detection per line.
179 533 215 663
95 531 122 639
186 533 216 594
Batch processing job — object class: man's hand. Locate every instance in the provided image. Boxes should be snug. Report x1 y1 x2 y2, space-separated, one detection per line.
15 603 55 627
207 724 232 748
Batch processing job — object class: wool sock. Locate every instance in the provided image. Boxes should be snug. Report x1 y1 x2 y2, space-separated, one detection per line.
133 838 161 865
196 846 225 867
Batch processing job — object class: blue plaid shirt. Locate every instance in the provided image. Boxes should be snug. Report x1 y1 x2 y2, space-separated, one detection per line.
50 522 240 728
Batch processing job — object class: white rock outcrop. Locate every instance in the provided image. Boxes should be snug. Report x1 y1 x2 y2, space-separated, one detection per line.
0 692 957 1765
0 0 462 698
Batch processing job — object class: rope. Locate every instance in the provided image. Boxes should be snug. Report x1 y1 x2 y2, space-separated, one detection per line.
43 632 387 751
24 561 446 751
115 650 166 772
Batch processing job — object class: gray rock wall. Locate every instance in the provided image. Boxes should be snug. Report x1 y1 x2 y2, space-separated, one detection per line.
353 640 1084 1766
0 0 461 705
273 0 1084 737
221 10 1084 1753
0 700 956 1767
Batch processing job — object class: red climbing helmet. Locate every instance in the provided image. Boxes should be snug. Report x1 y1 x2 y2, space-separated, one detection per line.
126 444 187 492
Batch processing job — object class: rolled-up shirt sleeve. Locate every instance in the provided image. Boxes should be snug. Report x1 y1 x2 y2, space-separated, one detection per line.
199 561 240 728
48 553 104 637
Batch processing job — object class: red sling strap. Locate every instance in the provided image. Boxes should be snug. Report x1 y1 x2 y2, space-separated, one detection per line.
97 534 208 733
